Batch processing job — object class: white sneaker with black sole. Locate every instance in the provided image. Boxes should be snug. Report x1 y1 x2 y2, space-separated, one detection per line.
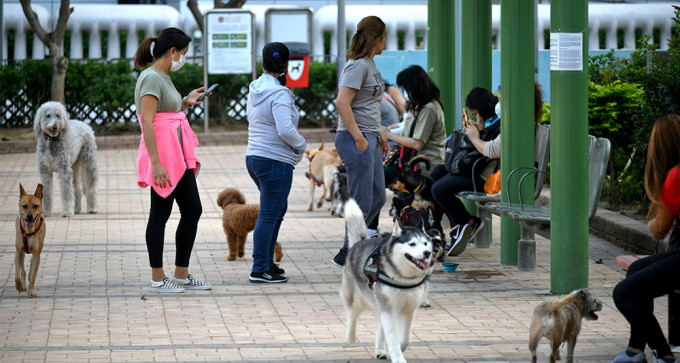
149 277 185 293
249 270 288 283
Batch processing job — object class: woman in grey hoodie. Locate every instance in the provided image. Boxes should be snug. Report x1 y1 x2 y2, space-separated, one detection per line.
246 42 306 283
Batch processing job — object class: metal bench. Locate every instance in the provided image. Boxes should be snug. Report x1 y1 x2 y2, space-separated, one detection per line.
484 136 610 270
456 124 551 248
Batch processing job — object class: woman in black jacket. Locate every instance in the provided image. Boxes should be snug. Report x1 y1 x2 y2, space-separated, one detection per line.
431 87 500 257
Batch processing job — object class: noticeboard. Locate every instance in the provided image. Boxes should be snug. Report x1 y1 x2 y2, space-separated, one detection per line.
204 10 255 75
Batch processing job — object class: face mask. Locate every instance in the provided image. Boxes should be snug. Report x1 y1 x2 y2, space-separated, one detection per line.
170 50 186 72
495 102 501 117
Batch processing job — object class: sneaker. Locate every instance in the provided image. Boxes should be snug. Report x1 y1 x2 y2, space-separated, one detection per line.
149 277 185 293
332 248 347 267
610 349 647 363
447 224 472 256
270 264 285 276
173 274 211 290
467 216 485 241
249 270 288 283
652 349 678 363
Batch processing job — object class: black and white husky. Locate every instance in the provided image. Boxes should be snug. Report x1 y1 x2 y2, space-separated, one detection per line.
340 198 434 363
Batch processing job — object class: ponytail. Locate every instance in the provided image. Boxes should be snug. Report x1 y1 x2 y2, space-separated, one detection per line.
262 42 290 86
133 27 192 70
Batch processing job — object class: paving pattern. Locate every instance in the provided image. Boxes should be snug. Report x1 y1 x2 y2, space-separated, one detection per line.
0 142 671 362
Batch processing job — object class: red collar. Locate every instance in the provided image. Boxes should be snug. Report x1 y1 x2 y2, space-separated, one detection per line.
20 215 44 254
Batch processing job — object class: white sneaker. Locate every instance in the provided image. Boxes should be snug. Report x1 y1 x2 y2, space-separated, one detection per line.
149 277 185 293
173 274 212 290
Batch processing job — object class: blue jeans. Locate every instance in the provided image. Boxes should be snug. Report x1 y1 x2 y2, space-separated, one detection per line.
246 156 293 274
335 131 386 249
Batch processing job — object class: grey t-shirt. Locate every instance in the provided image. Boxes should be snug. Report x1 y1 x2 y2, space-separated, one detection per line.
337 57 383 137
380 93 400 127
134 67 182 113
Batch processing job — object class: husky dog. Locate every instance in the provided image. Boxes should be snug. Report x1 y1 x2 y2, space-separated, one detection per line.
330 164 348 217
340 198 434 363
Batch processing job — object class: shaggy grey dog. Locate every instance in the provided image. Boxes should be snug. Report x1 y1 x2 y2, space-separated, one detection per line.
34 101 98 217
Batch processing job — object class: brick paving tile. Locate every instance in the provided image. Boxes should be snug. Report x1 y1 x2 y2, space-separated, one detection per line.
0 144 674 362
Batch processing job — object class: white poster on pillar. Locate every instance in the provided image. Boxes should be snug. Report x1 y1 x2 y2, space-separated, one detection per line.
550 33 583 71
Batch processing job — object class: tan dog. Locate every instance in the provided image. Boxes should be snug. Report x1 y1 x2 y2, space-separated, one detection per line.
15 183 46 298
304 143 342 211
529 289 602 363
216 188 283 262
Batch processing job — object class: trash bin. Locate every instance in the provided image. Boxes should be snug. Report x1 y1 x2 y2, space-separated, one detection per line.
284 42 310 88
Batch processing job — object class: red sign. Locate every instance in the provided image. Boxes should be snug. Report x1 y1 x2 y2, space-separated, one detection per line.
286 55 309 88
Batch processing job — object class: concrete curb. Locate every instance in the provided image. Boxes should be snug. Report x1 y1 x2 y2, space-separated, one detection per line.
0 128 338 154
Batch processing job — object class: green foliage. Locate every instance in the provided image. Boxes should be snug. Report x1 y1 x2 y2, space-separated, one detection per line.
294 61 338 127
586 5 680 208
66 60 136 110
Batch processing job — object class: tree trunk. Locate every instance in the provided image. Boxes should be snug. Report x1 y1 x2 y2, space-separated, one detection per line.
51 55 68 104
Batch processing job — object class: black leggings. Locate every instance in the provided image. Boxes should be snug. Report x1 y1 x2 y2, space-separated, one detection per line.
146 169 202 268
430 164 484 227
613 249 680 357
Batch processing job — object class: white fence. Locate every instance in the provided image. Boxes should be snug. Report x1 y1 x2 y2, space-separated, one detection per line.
3 3 679 61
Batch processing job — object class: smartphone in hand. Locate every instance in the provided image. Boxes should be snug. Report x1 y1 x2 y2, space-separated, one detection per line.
196 83 218 102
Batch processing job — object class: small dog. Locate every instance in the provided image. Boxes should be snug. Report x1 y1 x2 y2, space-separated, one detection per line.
217 188 283 262
15 183 46 298
340 198 434 363
529 289 603 363
34 101 98 217
305 143 342 211
330 164 348 217
389 156 435 211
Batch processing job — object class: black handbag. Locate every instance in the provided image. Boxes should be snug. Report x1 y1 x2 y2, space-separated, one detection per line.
384 112 420 168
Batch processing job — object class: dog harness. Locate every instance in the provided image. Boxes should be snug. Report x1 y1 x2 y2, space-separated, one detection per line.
19 215 44 254
363 245 428 290
305 171 323 187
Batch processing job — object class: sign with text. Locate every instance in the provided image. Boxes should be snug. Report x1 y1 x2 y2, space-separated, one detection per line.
205 10 254 75
550 32 583 71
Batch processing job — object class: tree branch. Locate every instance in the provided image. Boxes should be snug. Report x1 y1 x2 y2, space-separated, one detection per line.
19 0 49 44
53 0 74 42
187 0 204 32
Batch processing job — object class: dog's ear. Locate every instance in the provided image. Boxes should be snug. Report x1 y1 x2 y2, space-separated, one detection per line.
319 142 324 150
391 219 403 237
578 289 589 300
34 183 44 200
19 183 27 198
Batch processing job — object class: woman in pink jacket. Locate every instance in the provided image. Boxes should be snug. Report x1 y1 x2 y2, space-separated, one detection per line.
134 27 211 293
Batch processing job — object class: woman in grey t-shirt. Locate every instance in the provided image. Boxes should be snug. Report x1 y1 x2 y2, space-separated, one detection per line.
332 16 390 267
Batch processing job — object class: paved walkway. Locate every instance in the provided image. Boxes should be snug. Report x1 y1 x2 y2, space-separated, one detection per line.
0 143 670 362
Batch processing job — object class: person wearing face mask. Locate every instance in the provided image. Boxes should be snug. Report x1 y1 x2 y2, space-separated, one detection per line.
134 27 212 293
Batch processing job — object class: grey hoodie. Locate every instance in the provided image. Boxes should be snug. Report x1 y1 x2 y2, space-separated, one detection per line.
246 74 306 166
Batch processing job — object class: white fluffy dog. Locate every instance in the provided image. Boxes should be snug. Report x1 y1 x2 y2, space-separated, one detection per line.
34 101 98 217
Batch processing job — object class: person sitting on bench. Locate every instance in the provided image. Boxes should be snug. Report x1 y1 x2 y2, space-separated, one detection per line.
611 114 680 363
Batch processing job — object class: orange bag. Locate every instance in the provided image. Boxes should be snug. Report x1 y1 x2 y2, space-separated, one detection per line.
484 169 501 194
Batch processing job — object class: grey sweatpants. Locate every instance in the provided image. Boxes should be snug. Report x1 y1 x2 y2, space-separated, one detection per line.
335 131 386 249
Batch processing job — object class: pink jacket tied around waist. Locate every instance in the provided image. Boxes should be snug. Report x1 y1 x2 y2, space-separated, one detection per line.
137 112 200 198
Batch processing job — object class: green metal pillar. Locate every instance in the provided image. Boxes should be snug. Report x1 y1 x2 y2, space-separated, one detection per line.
550 0 589 293
500 1 535 266
427 0 456 133
460 0 492 219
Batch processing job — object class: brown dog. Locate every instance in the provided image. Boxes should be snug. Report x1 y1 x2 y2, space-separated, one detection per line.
304 143 342 211
529 289 602 363
15 183 46 298
216 188 283 262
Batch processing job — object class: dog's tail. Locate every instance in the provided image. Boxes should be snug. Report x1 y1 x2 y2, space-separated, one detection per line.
344 198 369 247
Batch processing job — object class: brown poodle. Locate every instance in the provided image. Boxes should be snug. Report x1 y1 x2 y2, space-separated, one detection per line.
216 188 283 262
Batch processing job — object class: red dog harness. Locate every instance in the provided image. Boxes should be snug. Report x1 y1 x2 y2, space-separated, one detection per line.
20 216 44 254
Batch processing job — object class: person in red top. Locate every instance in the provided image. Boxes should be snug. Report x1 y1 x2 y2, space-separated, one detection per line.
611 114 680 363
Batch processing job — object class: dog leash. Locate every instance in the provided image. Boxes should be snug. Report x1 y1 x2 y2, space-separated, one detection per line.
363 245 428 290
20 215 44 254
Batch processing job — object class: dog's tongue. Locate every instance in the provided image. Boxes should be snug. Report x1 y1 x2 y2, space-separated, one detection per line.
418 260 431 270
591 312 599 320
27 221 34 228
